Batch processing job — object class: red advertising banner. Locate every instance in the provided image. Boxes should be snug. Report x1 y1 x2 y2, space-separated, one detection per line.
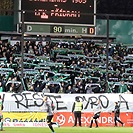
2 112 133 127
53 112 133 127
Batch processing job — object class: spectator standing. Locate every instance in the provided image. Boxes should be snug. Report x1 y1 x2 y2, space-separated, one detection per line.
118 80 128 93
65 85 75 94
42 85 50 93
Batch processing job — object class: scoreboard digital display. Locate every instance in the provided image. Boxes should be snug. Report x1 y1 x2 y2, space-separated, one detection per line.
21 0 96 26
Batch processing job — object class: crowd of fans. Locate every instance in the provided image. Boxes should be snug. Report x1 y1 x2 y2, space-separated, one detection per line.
0 39 133 94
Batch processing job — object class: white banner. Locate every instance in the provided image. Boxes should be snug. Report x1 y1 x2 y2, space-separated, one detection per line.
1 92 133 112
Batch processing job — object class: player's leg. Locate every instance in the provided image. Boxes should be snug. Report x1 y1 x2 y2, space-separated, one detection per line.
117 117 124 126
114 116 117 127
89 115 95 128
51 115 60 127
0 115 3 131
47 115 55 133
95 119 98 128
89 118 93 128
94 114 99 128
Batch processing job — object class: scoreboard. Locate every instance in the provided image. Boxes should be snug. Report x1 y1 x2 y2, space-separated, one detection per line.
20 0 96 35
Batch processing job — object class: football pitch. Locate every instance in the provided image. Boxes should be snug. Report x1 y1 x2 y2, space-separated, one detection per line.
4 127 133 133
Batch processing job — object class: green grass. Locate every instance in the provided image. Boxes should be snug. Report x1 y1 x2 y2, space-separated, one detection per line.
3 127 133 133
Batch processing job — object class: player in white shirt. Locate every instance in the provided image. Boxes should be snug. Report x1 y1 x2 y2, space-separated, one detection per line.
89 99 102 128
41 96 59 133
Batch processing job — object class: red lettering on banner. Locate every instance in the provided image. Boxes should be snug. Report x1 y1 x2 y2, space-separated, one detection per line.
3 123 10 127
33 122 47 127
13 123 25 127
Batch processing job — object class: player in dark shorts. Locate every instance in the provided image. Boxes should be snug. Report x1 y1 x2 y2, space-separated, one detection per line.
42 96 60 133
113 102 124 127
89 100 102 128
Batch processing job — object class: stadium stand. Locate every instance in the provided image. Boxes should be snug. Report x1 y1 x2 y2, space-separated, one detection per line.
0 40 133 94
